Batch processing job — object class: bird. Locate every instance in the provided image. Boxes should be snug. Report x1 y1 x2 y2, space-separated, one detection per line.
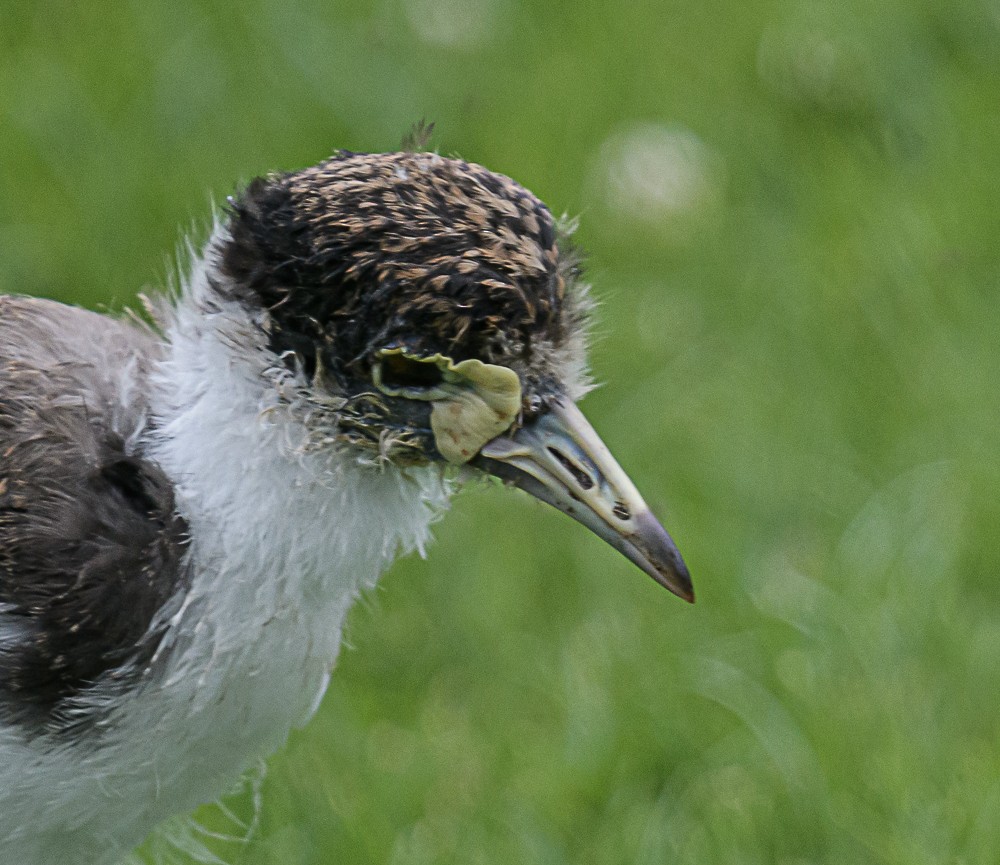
0 147 693 864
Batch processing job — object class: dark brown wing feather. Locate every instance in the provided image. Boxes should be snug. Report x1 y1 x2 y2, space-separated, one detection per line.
0 296 188 728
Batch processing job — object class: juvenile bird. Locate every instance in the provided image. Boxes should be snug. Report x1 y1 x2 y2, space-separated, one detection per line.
0 149 692 863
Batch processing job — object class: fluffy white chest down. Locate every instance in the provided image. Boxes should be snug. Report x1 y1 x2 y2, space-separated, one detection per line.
0 274 451 865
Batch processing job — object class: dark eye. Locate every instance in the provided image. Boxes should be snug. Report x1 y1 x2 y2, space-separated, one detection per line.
372 351 453 400
379 354 445 390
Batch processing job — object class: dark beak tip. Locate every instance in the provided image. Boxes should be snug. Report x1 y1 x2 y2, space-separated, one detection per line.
678 580 696 604
630 509 694 603
675 559 695 603
658 564 695 603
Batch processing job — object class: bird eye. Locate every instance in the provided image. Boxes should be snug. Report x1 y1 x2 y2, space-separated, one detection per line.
371 350 451 400
379 354 445 390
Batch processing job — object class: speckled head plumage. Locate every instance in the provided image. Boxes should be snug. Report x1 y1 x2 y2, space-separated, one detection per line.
219 151 591 415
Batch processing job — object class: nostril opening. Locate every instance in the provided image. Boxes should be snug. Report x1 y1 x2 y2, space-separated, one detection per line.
547 447 595 491
612 501 631 521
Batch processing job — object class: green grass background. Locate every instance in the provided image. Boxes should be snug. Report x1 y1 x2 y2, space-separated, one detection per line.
3 0 999 862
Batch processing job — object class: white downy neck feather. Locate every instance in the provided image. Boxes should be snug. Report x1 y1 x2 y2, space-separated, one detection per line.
0 241 452 865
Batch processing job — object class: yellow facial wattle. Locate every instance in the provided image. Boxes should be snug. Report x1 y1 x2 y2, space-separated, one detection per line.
372 349 522 463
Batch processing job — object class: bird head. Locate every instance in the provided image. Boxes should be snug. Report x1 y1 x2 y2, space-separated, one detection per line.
217 150 693 601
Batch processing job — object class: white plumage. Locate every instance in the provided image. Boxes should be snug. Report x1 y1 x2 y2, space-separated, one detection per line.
1 239 450 863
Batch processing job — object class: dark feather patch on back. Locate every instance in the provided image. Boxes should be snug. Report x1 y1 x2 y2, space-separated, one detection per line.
0 297 189 731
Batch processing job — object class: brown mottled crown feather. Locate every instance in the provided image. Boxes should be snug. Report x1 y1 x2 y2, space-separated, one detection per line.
218 151 583 399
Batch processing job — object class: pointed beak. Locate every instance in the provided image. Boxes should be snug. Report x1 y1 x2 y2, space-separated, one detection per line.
470 398 694 602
